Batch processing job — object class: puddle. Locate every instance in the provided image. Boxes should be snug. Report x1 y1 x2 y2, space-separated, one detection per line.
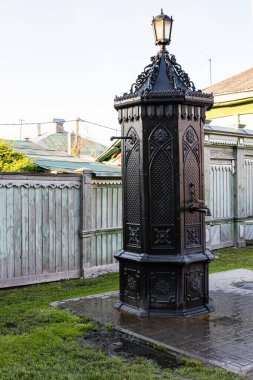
234 281 253 291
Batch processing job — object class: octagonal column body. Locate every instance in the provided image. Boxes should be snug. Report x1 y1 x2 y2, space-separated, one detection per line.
115 99 213 317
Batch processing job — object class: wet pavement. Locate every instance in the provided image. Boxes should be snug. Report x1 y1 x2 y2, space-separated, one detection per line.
51 269 253 376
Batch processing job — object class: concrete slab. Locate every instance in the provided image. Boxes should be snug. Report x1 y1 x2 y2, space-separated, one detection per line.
51 269 253 376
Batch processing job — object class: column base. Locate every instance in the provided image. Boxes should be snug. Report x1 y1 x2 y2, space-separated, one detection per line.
115 250 214 317
115 300 215 317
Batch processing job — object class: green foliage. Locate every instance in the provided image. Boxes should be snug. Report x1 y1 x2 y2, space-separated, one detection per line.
0 273 240 380
0 140 41 172
210 248 253 273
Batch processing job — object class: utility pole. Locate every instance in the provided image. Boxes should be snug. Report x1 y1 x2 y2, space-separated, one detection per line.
19 119 24 140
74 118 81 157
37 123 41 136
198 50 212 87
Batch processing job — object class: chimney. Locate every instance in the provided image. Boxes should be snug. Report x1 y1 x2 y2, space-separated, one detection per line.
53 118 65 133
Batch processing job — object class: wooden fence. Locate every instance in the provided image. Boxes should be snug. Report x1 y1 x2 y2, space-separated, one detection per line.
79 174 122 268
205 126 253 249
0 173 122 288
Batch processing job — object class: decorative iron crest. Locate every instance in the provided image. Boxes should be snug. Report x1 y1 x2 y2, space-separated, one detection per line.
114 50 213 102
130 54 160 95
166 53 195 91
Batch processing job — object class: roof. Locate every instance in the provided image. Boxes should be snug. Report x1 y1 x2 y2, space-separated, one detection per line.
204 124 253 135
13 140 121 177
96 139 121 166
32 131 107 159
204 68 253 95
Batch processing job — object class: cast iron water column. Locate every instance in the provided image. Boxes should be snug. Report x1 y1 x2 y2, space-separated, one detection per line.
113 10 214 317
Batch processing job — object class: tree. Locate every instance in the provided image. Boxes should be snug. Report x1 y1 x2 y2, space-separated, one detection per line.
0 140 41 172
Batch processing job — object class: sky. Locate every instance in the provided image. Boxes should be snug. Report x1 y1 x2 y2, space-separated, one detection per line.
0 0 252 145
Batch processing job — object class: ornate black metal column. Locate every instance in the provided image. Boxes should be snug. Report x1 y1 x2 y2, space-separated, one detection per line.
114 11 214 317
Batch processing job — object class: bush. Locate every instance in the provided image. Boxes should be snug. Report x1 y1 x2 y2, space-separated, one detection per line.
0 140 41 172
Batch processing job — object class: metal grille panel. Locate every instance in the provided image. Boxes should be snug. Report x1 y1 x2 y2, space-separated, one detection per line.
126 145 141 224
150 149 174 224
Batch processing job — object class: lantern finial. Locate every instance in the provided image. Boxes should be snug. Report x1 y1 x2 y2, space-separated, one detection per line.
152 10 173 48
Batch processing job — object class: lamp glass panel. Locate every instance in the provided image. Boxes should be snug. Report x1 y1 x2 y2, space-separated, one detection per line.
164 20 172 40
152 23 157 41
154 19 164 41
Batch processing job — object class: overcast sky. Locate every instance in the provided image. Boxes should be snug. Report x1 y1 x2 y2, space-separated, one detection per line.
0 0 252 144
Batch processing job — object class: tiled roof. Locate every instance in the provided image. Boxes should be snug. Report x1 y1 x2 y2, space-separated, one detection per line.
204 68 253 95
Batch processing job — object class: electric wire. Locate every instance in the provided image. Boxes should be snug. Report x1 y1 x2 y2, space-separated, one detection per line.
0 118 119 131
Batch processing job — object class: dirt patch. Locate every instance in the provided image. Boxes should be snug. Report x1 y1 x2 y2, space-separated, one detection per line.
81 327 181 369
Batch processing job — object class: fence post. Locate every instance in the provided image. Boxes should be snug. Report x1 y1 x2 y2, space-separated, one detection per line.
204 142 211 249
234 143 246 247
79 171 93 276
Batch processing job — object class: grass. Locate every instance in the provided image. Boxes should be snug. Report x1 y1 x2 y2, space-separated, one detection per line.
1 248 252 379
210 247 253 273
0 275 241 380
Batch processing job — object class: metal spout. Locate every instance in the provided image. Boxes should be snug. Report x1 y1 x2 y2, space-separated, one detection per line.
110 136 133 141
189 205 211 216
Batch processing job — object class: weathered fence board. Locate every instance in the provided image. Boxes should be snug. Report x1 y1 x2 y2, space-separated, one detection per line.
0 175 83 288
78 177 123 269
245 159 253 216
0 173 123 287
205 127 253 249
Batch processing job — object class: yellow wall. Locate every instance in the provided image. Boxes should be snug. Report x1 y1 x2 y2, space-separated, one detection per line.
207 98 253 119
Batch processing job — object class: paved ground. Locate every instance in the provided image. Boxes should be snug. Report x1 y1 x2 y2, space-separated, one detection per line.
51 269 253 377
82 263 119 279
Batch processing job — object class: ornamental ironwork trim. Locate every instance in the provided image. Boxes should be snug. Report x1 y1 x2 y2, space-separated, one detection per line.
0 181 80 189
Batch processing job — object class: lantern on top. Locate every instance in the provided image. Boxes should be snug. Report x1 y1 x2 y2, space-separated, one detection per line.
152 9 173 47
